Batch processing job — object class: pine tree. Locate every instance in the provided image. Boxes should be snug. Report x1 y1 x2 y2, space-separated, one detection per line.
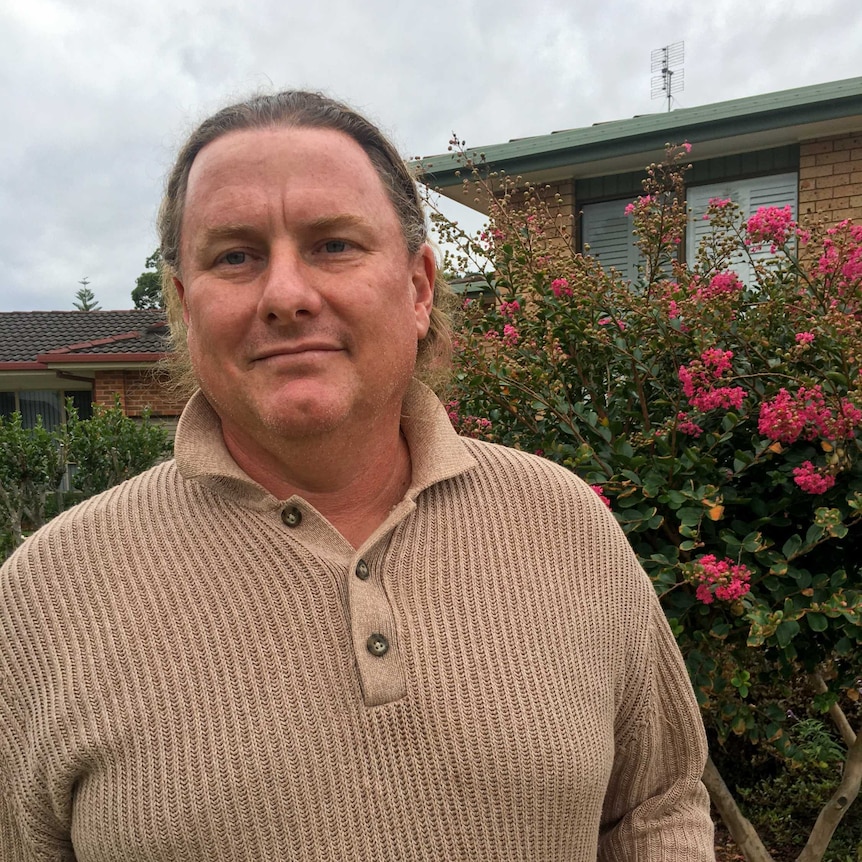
73 277 101 312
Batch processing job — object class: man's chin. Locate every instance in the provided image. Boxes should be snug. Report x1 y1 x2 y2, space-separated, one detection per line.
251 393 356 441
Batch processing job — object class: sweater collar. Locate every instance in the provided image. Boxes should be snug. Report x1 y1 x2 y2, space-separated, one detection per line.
174 380 477 510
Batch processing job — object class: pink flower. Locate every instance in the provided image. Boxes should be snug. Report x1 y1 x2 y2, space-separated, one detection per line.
677 412 703 437
500 300 520 317
709 197 733 209
551 278 572 298
502 324 520 346
598 317 627 330
679 349 745 415
701 348 734 377
746 205 795 248
690 387 746 412
795 332 815 345
448 403 493 439
696 584 714 605
792 461 836 494
830 400 862 437
590 485 611 508
815 220 862 290
682 141 692 153
624 195 652 217
758 389 806 443
759 386 861 443
694 271 744 302
690 554 752 605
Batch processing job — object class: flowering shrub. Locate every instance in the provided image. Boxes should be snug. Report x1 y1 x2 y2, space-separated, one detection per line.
428 142 862 859
686 554 753 605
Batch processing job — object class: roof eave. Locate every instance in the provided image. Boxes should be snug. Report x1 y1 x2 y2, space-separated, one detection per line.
38 354 167 367
417 79 862 195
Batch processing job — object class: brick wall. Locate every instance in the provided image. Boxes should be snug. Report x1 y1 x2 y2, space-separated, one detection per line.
93 369 187 418
504 178 577 251
799 133 862 223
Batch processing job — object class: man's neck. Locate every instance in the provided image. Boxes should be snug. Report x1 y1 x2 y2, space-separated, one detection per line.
220 418 412 549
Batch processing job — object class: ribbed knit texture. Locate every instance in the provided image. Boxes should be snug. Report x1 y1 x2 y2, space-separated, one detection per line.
1 382 714 861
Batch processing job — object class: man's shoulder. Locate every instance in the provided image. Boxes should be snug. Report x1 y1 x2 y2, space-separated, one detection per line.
444 436 618 534
55 458 181 523
1 459 182 578
458 437 594 498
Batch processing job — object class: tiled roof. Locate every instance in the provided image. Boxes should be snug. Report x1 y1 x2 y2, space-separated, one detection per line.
0 310 168 363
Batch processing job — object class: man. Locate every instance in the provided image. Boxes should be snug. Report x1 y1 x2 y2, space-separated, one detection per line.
0 91 715 860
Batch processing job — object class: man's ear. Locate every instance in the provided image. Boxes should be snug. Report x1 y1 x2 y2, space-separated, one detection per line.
173 276 190 326
412 244 436 339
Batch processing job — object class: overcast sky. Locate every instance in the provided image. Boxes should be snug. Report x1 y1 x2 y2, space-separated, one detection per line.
2 0 860 311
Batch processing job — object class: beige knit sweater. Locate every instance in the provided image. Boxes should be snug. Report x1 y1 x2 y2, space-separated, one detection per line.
1 382 714 861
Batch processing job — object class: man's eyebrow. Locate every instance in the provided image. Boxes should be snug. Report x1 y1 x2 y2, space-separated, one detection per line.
304 214 372 233
194 223 263 246
193 215 371 248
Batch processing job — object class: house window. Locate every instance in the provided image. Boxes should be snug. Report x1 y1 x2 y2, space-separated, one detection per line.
576 146 800 286
580 199 640 282
18 391 63 430
0 390 93 431
685 172 798 285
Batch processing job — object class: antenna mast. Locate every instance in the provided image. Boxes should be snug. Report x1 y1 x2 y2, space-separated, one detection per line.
651 41 684 111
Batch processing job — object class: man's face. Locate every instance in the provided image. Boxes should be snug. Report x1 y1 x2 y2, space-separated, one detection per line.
174 126 434 451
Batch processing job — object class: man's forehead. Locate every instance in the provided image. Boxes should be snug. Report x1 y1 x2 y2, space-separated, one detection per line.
182 127 394 223
187 127 382 191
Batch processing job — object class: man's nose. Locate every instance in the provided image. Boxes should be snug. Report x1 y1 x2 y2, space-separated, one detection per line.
257 246 324 321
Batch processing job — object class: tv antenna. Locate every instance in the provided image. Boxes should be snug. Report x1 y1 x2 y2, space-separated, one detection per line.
651 41 684 111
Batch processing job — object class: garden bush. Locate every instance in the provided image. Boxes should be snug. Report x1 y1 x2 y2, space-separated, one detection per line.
0 398 171 562
427 141 862 861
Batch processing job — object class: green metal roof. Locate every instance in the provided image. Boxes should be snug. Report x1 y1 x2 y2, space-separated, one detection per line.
417 77 862 191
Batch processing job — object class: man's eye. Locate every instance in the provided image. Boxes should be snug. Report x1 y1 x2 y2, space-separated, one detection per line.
323 240 348 253
222 251 247 265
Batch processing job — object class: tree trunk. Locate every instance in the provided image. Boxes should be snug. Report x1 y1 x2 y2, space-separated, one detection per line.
0 485 24 550
796 731 862 862
702 756 775 862
811 671 857 748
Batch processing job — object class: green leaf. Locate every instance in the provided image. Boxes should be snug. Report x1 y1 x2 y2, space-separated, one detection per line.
677 507 703 527
742 531 764 553
710 620 731 639
835 637 853 656
775 619 800 648
781 534 802 559
806 613 827 632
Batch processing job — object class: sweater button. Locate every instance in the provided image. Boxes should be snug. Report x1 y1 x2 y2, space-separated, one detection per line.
366 633 389 657
281 506 302 527
355 559 370 580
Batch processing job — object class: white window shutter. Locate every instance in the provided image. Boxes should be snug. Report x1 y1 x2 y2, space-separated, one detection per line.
581 200 640 282
686 173 798 286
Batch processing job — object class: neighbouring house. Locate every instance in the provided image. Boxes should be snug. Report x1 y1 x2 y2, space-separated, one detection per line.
418 76 862 284
0 310 187 435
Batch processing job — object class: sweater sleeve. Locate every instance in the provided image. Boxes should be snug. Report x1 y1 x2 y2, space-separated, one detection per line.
1 556 77 862
598 587 715 861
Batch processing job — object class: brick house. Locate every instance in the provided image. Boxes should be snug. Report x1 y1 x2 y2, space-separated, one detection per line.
0 310 186 435
418 77 862 282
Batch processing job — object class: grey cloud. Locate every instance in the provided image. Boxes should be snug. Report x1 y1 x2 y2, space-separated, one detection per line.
1 0 860 310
